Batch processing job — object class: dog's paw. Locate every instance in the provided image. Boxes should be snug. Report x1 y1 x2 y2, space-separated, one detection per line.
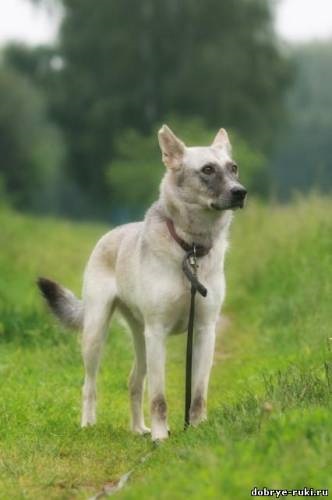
152 435 169 446
81 416 96 428
189 414 207 427
132 425 151 436
151 428 171 443
151 427 169 442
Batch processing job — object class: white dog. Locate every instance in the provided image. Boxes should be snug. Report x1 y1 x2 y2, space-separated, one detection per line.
38 125 247 441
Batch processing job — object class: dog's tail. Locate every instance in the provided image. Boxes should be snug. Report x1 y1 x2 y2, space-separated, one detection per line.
37 277 84 330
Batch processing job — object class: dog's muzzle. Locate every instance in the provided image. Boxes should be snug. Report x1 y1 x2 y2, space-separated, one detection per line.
230 186 247 208
211 186 247 211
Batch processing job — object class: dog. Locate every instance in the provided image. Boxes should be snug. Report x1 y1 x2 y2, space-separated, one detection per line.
38 125 247 441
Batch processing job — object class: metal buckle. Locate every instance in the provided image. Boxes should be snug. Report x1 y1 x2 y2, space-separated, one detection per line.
189 244 198 274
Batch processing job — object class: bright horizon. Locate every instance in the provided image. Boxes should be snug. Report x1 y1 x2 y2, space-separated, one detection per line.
0 0 332 46
276 0 332 42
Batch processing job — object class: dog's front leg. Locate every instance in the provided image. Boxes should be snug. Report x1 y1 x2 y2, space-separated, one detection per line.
190 322 216 426
145 326 169 441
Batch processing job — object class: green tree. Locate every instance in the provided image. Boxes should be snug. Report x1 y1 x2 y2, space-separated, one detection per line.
0 67 65 211
271 41 332 198
26 0 291 215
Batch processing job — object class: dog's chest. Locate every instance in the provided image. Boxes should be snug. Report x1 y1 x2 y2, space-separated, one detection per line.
160 288 193 334
116 232 226 332
118 259 191 329
139 254 224 333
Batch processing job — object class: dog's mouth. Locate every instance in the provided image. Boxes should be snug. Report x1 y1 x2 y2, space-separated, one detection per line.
210 200 245 211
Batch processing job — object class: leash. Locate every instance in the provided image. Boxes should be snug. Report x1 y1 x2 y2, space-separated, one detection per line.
182 245 207 429
165 218 209 429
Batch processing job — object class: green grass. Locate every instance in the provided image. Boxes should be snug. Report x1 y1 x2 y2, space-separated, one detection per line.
0 196 331 499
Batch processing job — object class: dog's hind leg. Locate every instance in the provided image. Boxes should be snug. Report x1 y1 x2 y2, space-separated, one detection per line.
127 322 150 435
81 277 116 427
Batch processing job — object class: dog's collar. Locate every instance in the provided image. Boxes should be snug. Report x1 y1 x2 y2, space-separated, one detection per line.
165 218 210 257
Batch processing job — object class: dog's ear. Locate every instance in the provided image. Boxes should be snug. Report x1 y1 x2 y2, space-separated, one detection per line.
158 124 185 169
212 128 231 153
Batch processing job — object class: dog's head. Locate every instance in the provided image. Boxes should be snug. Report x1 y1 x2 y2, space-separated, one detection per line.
158 124 247 212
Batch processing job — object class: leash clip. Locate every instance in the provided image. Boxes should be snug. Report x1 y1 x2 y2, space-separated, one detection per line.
189 244 198 273
182 245 207 298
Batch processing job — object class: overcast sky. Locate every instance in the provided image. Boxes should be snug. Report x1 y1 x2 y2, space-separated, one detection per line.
0 0 332 46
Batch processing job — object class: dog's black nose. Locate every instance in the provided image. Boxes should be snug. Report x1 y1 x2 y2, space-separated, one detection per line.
231 186 247 200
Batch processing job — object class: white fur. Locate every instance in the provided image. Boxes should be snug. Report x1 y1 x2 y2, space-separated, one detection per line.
43 125 245 441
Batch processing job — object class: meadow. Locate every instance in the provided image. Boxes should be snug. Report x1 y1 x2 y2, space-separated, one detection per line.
0 196 331 499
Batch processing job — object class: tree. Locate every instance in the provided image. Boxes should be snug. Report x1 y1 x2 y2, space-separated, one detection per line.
0 67 65 211
25 0 291 210
271 41 332 199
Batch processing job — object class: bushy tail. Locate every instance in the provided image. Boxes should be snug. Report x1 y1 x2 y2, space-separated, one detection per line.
37 277 84 330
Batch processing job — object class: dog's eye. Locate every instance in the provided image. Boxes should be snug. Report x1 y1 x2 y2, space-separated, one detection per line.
229 163 238 175
201 164 215 175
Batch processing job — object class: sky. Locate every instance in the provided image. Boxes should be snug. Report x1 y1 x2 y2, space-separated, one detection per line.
0 0 61 46
276 0 332 41
0 0 332 46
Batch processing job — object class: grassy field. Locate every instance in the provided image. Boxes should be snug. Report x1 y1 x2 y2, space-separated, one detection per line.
0 196 331 499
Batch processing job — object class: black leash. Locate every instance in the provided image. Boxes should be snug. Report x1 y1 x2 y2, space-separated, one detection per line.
164 217 209 429
182 245 207 429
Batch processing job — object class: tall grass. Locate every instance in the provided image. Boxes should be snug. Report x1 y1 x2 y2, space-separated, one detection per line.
0 196 331 499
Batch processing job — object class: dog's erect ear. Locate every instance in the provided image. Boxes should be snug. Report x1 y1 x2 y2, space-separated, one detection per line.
212 128 231 153
158 124 185 169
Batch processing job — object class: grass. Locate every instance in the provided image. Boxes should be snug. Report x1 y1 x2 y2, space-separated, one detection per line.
0 195 331 499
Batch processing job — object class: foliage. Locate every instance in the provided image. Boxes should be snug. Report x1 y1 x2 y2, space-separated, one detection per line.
0 196 332 497
14 0 291 218
2 43 114 219
108 116 266 221
3 43 59 88
58 0 289 201
0 66 66 211
271 41 332 199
